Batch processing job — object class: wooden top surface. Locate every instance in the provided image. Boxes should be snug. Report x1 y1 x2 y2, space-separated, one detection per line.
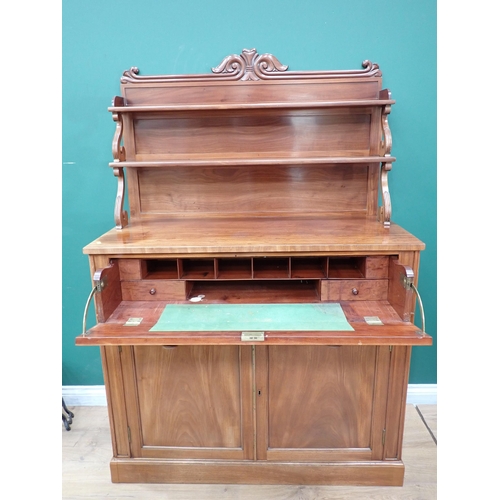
83 216 424 256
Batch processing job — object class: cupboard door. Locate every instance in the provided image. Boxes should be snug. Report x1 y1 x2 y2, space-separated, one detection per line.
122 345 254 460
256 345 389 461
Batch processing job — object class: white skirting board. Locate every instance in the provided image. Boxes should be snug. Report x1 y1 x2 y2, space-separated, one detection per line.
62 384 437 407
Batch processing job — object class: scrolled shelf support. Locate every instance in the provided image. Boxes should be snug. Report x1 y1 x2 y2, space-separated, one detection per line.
111 96 128 229
113 167 128 229
379 93 393 227
379 162 392 228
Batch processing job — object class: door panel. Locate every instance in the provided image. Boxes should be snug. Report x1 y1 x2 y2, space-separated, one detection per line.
124 345 254 460
258 345 388 461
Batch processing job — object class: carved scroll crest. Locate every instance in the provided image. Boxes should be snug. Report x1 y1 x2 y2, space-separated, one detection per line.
121 49 381 83
212 48 288 81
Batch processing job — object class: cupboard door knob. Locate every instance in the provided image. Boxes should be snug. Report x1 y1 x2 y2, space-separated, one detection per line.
351 287 359 295
149 288 156 295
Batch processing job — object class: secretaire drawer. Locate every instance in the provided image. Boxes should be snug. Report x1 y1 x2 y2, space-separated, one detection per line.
121 280 187 301
321 279 388 301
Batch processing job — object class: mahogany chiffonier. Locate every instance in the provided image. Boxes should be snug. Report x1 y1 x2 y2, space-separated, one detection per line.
76 49 432 486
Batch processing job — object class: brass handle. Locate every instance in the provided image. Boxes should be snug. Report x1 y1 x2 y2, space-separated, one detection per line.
149 288 156 295
410 283 426 334
82 285 98 336
351 288 359 295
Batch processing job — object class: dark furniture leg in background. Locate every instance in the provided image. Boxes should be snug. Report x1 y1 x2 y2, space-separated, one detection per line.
62 397 74 431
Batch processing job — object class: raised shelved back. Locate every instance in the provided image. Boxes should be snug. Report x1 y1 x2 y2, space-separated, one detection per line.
110 49 394 224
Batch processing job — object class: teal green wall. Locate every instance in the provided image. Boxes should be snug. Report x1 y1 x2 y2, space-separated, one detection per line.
62 0 437 385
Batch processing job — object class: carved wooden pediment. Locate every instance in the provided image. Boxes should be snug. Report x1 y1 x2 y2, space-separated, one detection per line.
121 48 381 83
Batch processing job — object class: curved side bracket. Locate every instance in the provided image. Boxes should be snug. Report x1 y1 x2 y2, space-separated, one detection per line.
82 285 98 336
111 96 128 229
378 93 393 227
379 162 392 227
410 283 426 335
113 167 128 229
390 258 427 336
111 97 126 162
380 96 393 156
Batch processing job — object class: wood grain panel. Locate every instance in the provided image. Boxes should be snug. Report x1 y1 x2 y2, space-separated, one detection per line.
118 259 147 280
387 258 414 322
267 346 377 451
138 165 369 216
92 261 122 323
109 459 405 486
363 256 389 278
123 80 382 106
132 345 246 451
100 346 130 458
133 110 371 158
384 346 411 460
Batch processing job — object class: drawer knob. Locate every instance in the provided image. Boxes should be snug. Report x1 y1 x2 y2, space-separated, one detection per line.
351 287 359 295
149 288 156 295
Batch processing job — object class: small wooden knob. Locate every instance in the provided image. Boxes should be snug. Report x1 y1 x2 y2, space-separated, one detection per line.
351 288 359 295
149 288 156 295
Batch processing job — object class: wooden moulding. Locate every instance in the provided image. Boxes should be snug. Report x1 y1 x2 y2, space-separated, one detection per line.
76 325 432 347
109 459 405 486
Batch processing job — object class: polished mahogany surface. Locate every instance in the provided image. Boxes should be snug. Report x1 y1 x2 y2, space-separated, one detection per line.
77 50 431 486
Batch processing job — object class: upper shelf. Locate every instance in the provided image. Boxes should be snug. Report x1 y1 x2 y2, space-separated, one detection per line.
108 99 395 114
108 155 396 168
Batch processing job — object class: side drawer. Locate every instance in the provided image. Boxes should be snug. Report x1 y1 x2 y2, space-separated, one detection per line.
321 280 388 301
121 280 187 301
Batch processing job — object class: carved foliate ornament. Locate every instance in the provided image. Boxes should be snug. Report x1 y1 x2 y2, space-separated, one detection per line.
120 49 381 83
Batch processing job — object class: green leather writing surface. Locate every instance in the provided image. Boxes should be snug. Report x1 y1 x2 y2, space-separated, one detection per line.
150 303 354 331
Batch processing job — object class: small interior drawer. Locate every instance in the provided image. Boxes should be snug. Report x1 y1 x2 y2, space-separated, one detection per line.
121 280 187 301
321 279 388 301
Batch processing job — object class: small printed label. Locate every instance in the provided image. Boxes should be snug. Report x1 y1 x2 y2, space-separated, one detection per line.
124 317 143 326
364 316 383 326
